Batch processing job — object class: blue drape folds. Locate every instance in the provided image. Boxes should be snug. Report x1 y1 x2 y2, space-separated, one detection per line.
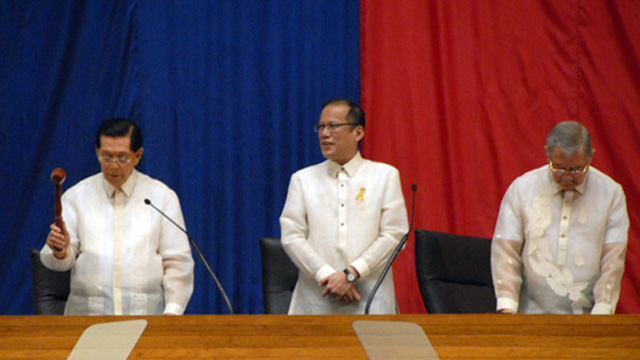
0 0 360 314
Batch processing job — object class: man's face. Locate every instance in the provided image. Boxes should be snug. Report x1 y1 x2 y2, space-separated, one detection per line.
96 135 143 188
548 146 590 191
317 103 364 165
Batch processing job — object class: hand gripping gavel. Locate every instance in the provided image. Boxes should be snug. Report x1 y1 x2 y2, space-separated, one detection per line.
50 168 66 251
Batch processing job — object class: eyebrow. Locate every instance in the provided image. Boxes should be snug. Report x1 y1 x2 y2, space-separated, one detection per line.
98 151 132 157
551 163 587 170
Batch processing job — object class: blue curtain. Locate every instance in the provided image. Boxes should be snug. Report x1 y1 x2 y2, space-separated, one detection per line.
0 0 360 314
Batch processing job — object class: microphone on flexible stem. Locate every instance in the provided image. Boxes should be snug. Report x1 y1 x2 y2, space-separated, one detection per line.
364 184 417 315
144 198 234 314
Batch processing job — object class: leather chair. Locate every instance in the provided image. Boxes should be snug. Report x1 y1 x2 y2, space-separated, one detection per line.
258 237 299 314
414 229 496 314
30 248 71 315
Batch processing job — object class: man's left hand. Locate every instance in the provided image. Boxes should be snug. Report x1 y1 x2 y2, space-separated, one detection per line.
319 271 361 303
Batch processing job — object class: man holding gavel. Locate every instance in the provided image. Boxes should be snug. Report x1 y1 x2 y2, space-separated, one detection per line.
41 118 194 315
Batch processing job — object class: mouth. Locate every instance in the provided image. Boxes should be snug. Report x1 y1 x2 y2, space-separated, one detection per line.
560 181 577 189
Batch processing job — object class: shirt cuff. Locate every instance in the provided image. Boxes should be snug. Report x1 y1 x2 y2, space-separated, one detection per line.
40 247 73 271
350 259 370 278
496 297 518 313
315 264 336 283
591 303 613 315
164 302 185 315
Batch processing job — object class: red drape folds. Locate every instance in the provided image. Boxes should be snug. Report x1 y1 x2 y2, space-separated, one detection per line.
361 0 640 314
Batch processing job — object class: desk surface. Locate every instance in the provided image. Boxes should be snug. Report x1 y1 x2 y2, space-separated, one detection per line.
1 314 639 359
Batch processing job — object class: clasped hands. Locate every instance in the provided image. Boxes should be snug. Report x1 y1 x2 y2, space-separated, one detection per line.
319 268 361 304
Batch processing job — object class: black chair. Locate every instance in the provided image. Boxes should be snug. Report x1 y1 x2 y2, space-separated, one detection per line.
258 237 299 314
414 229 496 314
30 248 71 315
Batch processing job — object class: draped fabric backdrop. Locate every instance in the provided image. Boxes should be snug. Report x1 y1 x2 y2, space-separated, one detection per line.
0 1 360 315
361 0 640 313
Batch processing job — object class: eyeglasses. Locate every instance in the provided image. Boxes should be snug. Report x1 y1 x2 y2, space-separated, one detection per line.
98 155 133 165
548 161 589 175
313 122 359 133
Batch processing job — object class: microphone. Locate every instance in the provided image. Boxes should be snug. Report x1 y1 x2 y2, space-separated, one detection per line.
364 184 417 314
144 198 234 314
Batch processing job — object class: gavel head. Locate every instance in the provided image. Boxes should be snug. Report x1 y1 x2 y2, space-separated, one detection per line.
50 168 67 185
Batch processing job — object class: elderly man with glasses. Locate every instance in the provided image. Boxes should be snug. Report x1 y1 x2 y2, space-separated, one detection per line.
41 118 194 315
280 99 408 314
491 121 629 314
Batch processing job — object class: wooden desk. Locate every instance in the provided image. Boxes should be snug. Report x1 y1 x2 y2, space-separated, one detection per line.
0 314 638 359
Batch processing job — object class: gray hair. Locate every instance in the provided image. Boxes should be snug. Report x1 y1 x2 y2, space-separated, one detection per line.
545 121 593 159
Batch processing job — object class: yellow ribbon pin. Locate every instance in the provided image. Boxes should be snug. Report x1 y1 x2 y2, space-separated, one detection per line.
355 187 365 201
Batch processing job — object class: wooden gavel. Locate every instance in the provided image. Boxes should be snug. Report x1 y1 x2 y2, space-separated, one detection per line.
50 168 66 251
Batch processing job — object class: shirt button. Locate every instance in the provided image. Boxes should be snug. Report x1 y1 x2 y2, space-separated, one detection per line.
341 223 344 226
561 234 566 238
563 216 568 220
341 203 344 207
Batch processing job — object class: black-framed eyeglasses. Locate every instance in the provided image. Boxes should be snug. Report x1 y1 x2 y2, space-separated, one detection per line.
313 122 359 133
548 160 589 175
98 155 133 165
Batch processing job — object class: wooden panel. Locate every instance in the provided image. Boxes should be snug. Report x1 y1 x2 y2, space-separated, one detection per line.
0 314 638 359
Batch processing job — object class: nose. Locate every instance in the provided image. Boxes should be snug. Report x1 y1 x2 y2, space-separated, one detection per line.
106 160 122 169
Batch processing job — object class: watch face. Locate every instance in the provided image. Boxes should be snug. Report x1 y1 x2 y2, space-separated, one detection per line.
344 268 356 282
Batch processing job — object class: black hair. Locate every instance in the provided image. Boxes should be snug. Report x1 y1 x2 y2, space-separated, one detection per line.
95 118 143 152
322 99 365 129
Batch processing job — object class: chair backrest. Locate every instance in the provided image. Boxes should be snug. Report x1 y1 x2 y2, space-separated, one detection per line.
258 237 299 314
414 229 496 314
30 248 71 315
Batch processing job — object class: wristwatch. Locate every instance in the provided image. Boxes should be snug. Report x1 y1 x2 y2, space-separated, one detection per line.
343 268 357 282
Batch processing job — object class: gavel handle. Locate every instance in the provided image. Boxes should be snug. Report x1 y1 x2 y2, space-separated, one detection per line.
50 168 66 253
53 183 64 252
54 183 63 228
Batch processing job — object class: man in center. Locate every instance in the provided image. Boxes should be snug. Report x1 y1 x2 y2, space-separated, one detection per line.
280 99 409 314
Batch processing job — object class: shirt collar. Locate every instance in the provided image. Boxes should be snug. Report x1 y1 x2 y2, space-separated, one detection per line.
103 169 138 197
327 151 363 178
574 172 587 194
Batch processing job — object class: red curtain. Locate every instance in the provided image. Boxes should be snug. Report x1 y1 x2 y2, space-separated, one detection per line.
361 0 640 314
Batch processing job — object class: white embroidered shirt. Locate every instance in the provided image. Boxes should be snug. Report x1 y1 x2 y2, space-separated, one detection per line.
280 152 408 314
41 170 194 315
491 165 628 314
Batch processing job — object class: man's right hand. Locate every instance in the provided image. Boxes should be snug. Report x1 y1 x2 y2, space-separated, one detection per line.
319 272 361 304
47 222 70 259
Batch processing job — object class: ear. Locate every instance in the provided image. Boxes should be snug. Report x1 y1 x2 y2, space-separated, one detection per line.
354 126 365 142
132 147 144 166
